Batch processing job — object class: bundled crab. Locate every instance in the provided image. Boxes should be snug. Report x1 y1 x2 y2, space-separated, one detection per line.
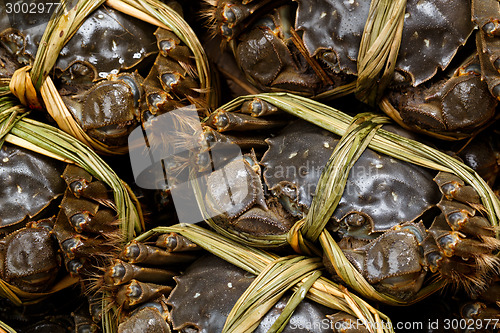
163 93 499 307
204 0 500 139
0 139 141 306
0 77 142 333
94 221 399 333
0 0 500 332
1 0 215 154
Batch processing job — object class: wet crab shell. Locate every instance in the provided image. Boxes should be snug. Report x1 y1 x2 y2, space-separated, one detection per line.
295 0 474 86
260 120 441 233
210 0 474 87
0 143 66 232
0 4 158 78
167 254 333 332
0 224 61 293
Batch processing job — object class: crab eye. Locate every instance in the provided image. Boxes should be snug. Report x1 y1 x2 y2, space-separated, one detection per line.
345 213 365 227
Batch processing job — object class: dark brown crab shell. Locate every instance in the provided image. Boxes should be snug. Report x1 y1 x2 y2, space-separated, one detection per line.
0 143 66 232
0 223 61 293
233 8 321 94
261 120 441 233
167 254 333 333
385 55 498 134
295 0 474 86
341 223 428 301
62 72 144 147
0 5 158 78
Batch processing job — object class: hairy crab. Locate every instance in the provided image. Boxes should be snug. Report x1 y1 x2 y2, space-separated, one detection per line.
195 101 500 303
0 143 121 298
167 254 345 332
205 0 499 137
98 238 368 333
1 2 206 150
95 232 200 331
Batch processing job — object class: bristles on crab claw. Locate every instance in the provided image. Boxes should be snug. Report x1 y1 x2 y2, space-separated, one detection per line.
478 233 500 249
185 92 210 110
436 256 492 294
423 231 500 295
454 255 500 295
474 254 500 275
201 1 220 39
182 62 198 81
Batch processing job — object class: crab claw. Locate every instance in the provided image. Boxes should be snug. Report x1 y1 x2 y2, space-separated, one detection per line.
341 223 428 301
118 300 171 333
387 56 497 134
424 213 500 293
473 0 500 99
